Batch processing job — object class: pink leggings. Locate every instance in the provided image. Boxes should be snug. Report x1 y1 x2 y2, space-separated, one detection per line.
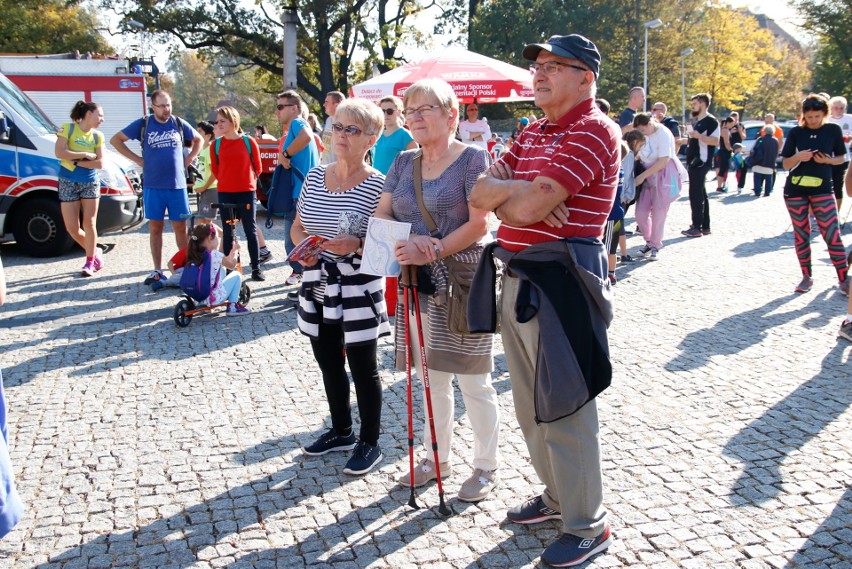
784 193 847 281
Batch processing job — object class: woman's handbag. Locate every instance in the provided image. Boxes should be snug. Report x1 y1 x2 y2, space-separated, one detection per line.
442 254 479 335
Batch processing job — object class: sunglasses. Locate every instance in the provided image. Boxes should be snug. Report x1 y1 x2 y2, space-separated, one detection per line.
802 99 827 112
276 103 298 111
381 108 397 116
331 123 365 136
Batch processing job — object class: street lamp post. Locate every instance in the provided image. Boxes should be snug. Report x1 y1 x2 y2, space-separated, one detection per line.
681 48 694 125
643 18 663 111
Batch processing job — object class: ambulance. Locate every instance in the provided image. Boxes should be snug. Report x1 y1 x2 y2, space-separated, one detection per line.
0 71 143 257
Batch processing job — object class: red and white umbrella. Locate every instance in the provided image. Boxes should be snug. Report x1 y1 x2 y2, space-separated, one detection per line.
351 46 533 104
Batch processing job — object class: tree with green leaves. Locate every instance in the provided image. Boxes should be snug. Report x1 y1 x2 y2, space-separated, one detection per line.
101 0 434 109
791 0 852 97
0 0 112 55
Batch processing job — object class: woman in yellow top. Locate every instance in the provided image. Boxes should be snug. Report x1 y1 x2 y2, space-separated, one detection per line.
54 101 105 276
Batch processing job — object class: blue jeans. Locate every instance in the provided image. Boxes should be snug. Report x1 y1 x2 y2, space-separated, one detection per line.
753 172 773 196
282 208 303 274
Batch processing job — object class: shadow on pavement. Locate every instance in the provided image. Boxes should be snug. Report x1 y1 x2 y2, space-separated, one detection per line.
722 343 850 506
789 486 852 565
665 291 838 372
33 434 463 568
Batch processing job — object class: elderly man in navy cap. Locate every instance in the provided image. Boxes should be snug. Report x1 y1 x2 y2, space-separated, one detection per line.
471 34 618 566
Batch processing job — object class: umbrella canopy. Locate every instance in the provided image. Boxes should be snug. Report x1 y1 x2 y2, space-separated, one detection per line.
351 46 534 104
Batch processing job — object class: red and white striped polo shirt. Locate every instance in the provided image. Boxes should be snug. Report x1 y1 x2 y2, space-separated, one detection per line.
496 98 621 252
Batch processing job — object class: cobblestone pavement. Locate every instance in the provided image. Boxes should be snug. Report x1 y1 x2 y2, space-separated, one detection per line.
1 172 850 569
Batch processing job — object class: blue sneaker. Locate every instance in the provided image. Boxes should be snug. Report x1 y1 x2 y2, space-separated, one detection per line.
541 525 612 567
506 495 561 524
342 440 383 476
303 428 357 456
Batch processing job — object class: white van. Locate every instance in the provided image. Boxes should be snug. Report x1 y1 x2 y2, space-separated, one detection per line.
0 72 144 257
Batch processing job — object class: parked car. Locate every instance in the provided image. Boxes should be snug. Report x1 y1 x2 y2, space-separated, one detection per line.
0 72 144 257
741 120 795 158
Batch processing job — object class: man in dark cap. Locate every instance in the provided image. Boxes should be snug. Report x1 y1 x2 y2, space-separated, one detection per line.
471 33 617 566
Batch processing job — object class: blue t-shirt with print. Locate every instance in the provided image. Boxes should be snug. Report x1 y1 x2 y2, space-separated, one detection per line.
122 116 196 190
280 118 319 198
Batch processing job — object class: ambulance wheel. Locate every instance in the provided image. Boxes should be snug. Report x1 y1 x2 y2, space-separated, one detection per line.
12 197 74 257
174 299 193 327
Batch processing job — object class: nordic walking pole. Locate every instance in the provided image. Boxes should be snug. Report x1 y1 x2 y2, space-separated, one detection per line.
408 265 452 516
401 265 419 510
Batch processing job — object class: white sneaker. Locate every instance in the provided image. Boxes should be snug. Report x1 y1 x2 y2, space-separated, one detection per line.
285 273 303 286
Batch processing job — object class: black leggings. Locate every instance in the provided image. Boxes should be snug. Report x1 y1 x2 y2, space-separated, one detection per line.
310 320 382 446
219 191 259 270
833 162 849 201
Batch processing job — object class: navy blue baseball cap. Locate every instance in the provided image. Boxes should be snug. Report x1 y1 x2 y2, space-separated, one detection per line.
523 34 601 78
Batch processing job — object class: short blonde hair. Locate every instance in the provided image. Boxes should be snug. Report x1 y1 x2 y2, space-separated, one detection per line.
216 106 241 133
334 99 384 138
403 79 460 134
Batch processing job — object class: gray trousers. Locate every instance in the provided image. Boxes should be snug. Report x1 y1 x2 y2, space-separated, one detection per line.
500 274 608 538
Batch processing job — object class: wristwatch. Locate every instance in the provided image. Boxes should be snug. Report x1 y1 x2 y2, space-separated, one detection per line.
283 149 292 159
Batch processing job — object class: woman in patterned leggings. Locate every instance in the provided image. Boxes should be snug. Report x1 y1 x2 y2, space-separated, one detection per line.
780 94 849 295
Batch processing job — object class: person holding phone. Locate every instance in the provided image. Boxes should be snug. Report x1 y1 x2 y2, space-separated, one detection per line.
780 94 848 294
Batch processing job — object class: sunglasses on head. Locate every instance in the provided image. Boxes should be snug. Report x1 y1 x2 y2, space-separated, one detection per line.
802 99 827 112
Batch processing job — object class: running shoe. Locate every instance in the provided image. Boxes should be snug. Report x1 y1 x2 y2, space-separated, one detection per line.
506 495 562 525
682 228 703 238
81 260 95 277
342 441 383 476
93 248 104 272
795 276 813 293
258 248 273 264
541 525 613 567
251 269 266 282
144 270 165 285
619 255 634 263
226 302 251 316
608 272 617 285
303 428 357 456
648 248 659 261
838 320 852 343
637 245 652 258
701 229 712 236
285 272 303 286
840 278 850 297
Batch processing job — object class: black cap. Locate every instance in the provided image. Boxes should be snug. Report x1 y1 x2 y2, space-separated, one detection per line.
523 34 601 77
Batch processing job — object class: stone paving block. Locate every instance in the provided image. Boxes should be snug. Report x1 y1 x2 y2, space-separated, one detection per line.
1 181 850 567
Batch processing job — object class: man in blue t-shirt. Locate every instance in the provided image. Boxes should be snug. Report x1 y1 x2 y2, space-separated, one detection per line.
111 90 202 285
274 90 320 287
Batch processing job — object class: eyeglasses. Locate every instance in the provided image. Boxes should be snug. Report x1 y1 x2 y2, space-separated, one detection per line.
276 103 298 111
529 61 589 76
331 123 366 137
381 108 397 116
467 107 478 113
802 99 828 112
152 103 172 109
652 108 665 112
403 104 442 118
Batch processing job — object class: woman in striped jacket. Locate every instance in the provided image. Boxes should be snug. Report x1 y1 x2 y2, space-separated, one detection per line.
291 99 391 476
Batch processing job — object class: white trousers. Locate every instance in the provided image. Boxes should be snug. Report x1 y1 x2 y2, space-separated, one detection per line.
406 311 501 471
